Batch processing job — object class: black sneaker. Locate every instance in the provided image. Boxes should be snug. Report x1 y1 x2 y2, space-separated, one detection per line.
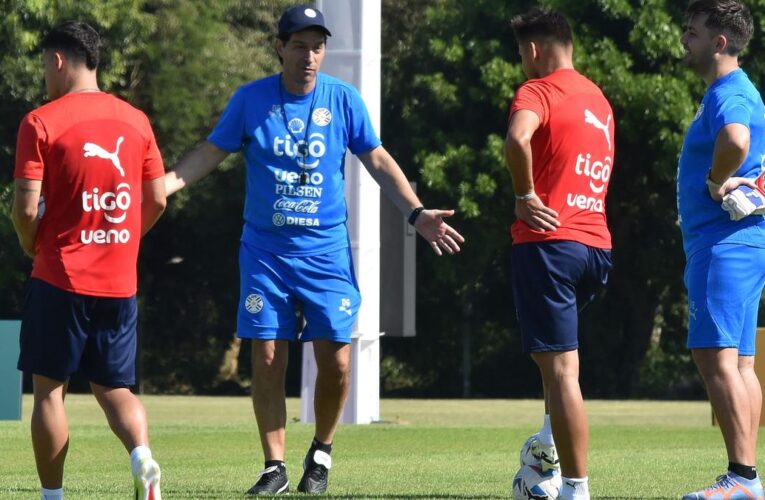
246 464 289 496
296 449 332 494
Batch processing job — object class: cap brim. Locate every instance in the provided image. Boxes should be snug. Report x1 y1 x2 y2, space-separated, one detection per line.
280 23 332 37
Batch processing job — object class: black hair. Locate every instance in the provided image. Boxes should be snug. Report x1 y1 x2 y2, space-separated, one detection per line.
41 21 100 70
687 0 753 55
510 8 573 46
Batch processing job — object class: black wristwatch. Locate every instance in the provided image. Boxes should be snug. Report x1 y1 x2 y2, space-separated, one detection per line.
408 206 425 226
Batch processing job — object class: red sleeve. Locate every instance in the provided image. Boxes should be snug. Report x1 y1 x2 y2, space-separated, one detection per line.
142 116 165 181
14 113 47 181
509 81 549 126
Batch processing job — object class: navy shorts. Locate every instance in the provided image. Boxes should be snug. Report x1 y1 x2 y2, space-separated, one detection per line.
511 241 612 353
238 242 361 343
17 278 138 387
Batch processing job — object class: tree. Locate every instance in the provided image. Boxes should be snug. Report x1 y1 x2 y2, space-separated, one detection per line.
0 0 154 319
378 0 764 398
0 0 300 393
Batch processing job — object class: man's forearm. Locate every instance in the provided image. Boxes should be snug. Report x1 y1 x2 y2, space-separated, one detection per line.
359 147 422 216
12 179 42 257
11 213 38 257
165 141 229 196
140 202 165 237
504 137 534 196
709 124 750 183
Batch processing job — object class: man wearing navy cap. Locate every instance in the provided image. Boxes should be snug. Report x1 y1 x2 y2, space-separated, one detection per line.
164 3 464 495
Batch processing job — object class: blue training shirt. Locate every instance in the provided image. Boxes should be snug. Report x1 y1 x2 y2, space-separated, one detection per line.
208 73 381 256
678 69 765 257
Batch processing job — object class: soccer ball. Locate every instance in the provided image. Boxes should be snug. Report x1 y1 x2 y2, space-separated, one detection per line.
512 464 562 500
520 433 541 467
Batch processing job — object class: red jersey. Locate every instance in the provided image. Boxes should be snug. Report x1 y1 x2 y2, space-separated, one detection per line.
509 69 614 248
14 92 164 297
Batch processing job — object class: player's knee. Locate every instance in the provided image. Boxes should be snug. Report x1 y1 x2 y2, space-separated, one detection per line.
319 356 351 383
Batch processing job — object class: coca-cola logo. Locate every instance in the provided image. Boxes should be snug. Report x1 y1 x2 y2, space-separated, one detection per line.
273 198 321 214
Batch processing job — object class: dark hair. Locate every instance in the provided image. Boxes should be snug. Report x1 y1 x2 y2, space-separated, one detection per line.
687 0 753 54
510 8 573 46
41 21 100 70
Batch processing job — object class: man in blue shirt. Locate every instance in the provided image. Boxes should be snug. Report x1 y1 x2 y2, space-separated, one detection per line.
678 1 765 498
164 4 464 496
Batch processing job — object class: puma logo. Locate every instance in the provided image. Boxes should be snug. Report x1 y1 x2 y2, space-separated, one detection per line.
83 137 125 177
584 110 612 151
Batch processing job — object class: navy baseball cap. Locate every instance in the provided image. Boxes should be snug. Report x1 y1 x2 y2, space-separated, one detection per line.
278 5 332 37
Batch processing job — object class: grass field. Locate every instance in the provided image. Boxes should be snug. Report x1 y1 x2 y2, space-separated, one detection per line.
0 396 750 498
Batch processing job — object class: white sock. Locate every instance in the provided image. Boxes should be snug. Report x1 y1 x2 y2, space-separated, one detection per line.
539 414 554 445
130 445 152 474
41 487 63 500
559 476 589 500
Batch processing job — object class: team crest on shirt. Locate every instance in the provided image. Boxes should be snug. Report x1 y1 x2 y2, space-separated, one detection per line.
269 105 284 118
245 294 264 314
288 118 305 134
312 108 332 126
693 104 704 121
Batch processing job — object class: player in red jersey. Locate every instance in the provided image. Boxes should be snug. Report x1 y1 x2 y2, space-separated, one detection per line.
11 21 165 500
505 9 615 500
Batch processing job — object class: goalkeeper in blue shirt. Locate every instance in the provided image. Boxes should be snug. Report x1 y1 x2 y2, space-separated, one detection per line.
677 1 765 498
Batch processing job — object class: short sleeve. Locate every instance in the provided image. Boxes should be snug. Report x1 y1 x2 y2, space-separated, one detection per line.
345 86 382 155
142 115 165 181
710 94 752 137
14 113 47 180
208 87 247 153
509 81 549 126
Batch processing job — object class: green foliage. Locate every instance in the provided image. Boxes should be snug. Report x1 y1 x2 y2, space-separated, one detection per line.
0 0 300 393
378 0 765 397
3 0 764 397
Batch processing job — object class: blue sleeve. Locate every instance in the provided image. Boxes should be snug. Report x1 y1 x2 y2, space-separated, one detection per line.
345 86 382 155
710 94 752 137
208 87 247 153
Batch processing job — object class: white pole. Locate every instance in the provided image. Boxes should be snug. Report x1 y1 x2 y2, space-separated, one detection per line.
301 0 382 424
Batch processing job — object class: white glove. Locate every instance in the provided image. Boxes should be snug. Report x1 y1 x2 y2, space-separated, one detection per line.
722 184 765 221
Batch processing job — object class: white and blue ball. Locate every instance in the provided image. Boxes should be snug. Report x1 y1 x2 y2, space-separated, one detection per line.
512 464 561 500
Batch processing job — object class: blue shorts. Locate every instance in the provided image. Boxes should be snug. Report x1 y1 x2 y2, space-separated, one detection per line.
684 244 765 355
511 241 612 353
237 242 361 343
17 278 138 387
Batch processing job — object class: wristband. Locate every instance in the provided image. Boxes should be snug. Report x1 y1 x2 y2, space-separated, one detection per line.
706 170 724 189
408 206 425 226
515 192 535 201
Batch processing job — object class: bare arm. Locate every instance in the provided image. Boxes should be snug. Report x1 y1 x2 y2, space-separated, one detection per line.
141 177 167 237
164 141 230 196
11 178 42 258
707 123 753 201
504 109 559 231
358 145 465 255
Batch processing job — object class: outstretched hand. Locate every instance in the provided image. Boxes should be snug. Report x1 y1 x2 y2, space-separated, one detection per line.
414 209 465 256
515 194 560 232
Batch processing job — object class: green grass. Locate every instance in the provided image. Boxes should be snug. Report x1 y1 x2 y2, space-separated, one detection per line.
0 396 748 498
